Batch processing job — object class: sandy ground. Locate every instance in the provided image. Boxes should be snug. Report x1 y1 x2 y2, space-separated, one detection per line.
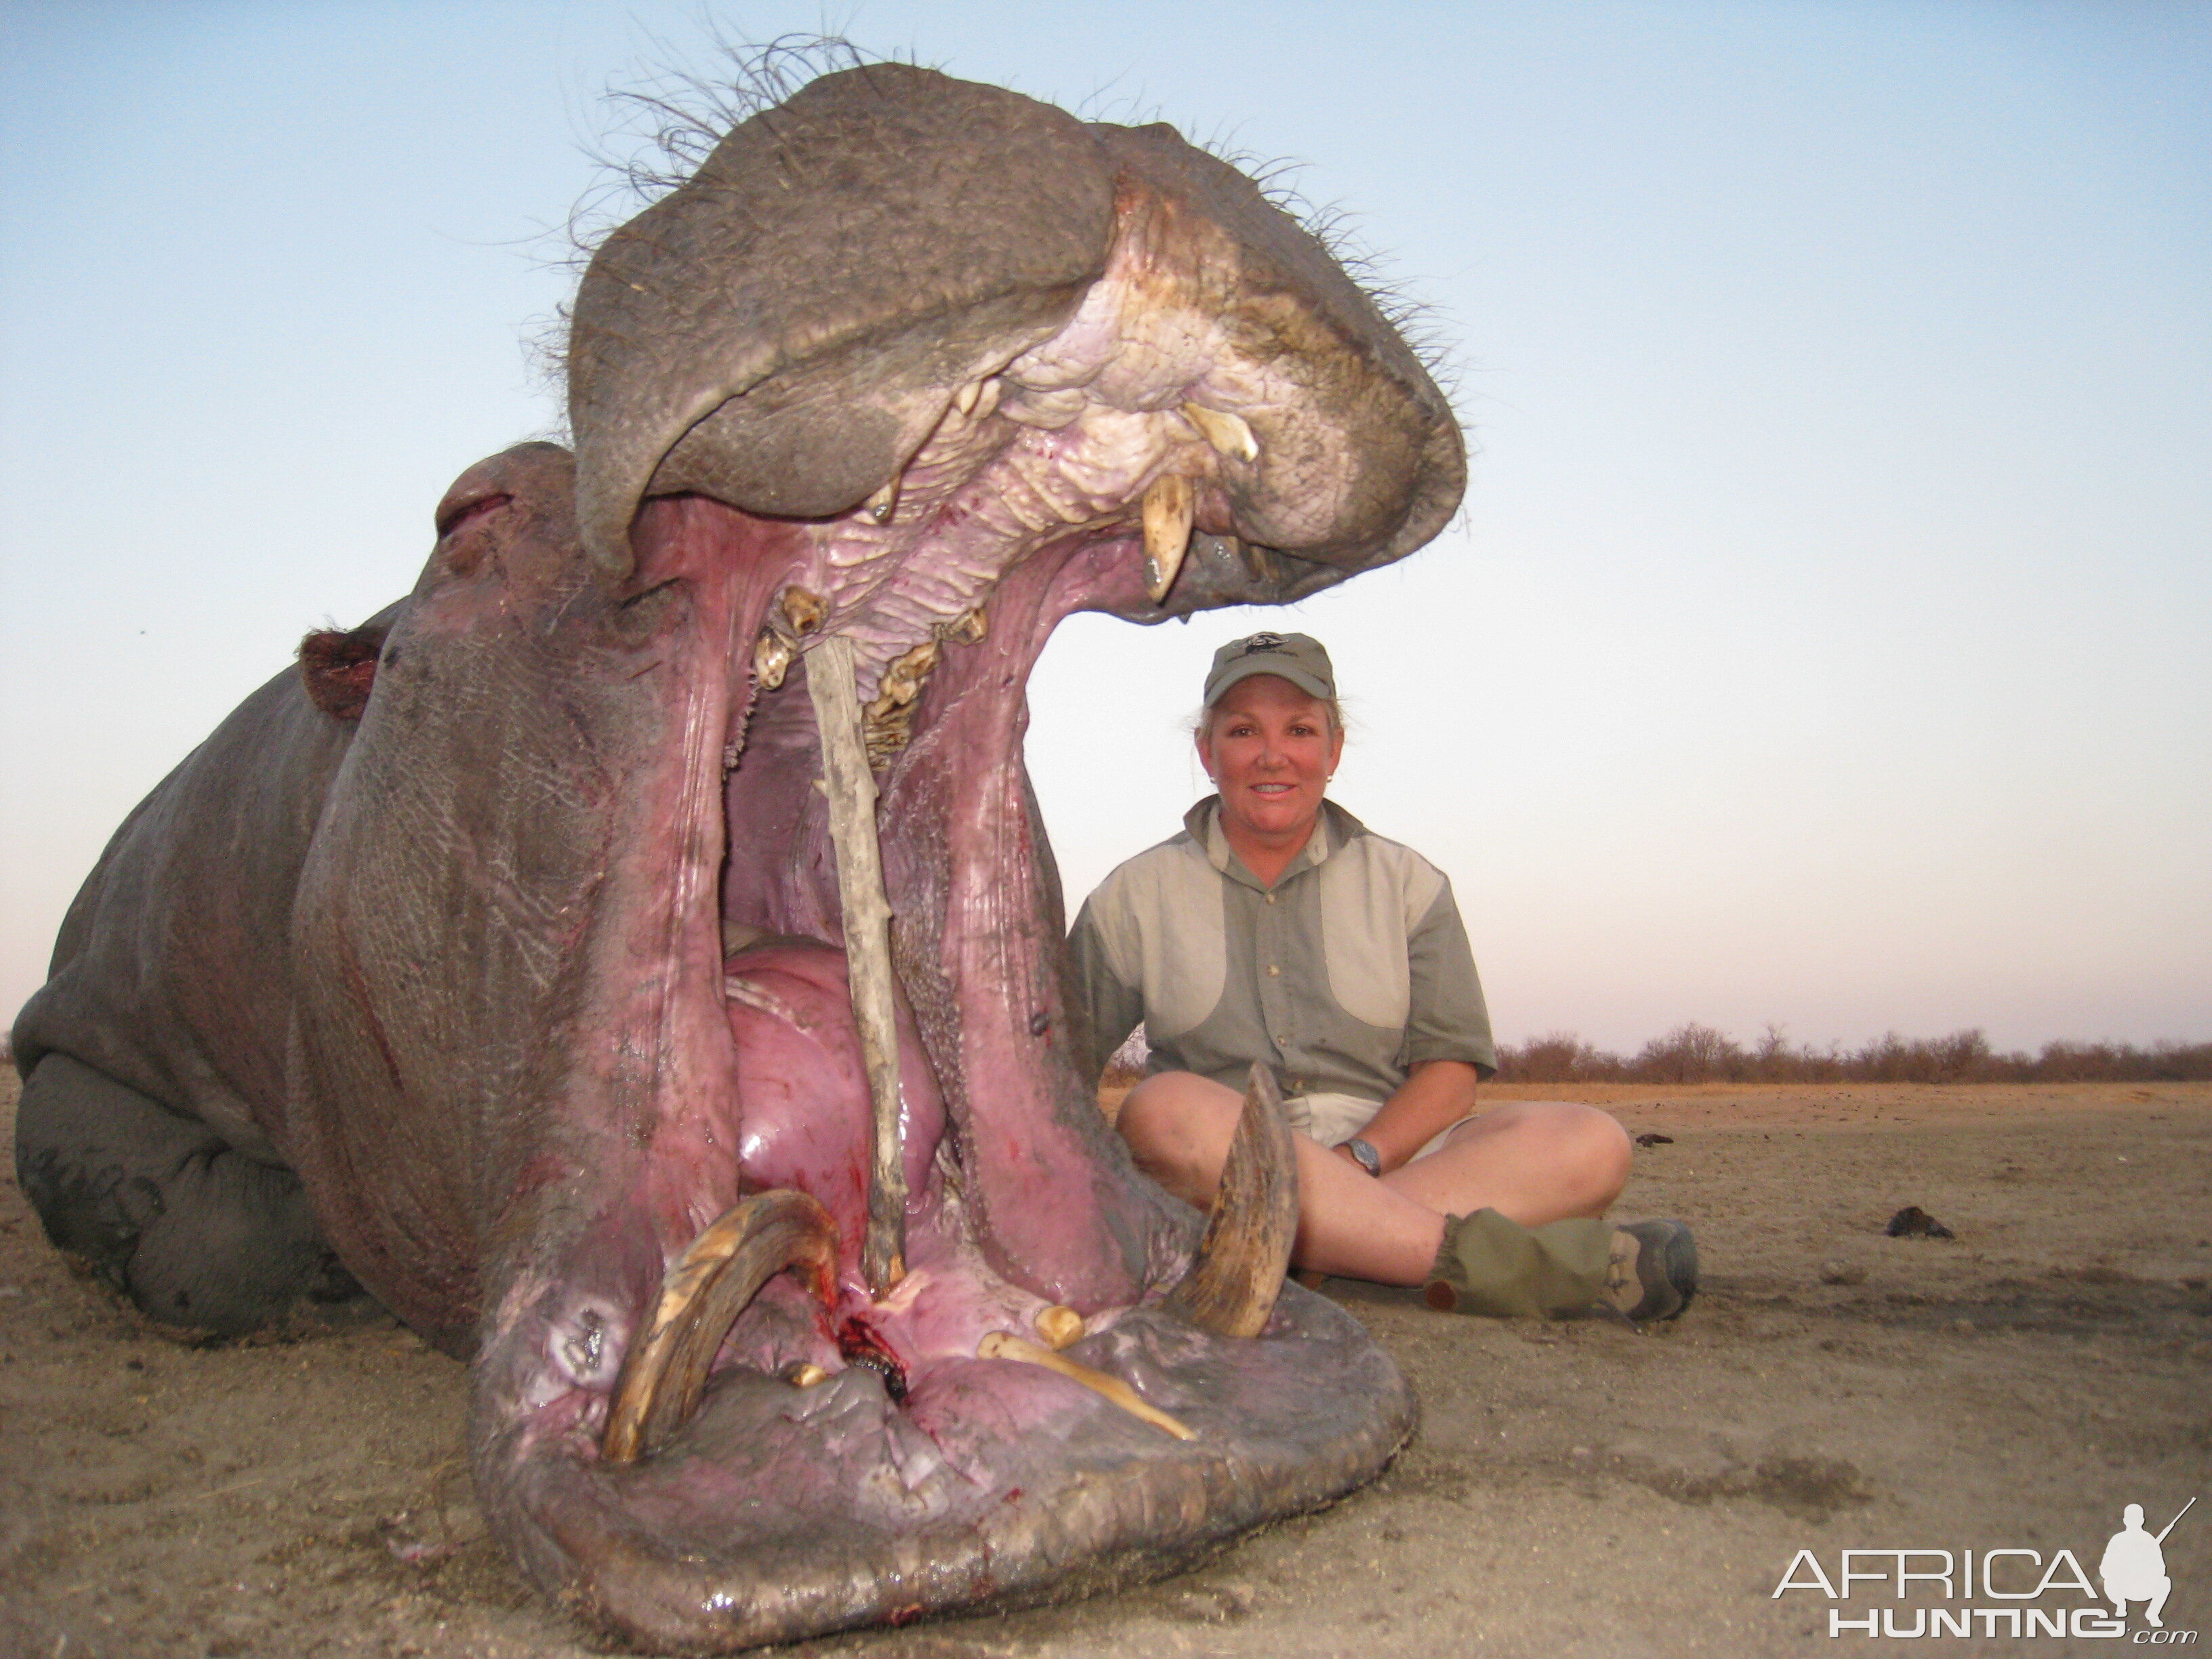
3 1074 2207 1659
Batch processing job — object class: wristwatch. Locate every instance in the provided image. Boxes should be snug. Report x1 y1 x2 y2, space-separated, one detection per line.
1343 1137 1382 1178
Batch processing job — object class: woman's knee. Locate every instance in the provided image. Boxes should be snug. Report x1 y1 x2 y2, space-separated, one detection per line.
1468 1100 1631 1207
1546 1103 1633 1206
1113 1072 1234 1204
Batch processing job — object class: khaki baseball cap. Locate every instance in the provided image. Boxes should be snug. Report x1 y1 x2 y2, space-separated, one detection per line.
1202 632 1336 706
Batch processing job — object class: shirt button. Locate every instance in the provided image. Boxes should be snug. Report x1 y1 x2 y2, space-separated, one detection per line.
1265 893 1276 904
1267 964 1281 977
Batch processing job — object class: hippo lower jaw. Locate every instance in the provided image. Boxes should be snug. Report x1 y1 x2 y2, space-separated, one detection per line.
453 460 1417 1647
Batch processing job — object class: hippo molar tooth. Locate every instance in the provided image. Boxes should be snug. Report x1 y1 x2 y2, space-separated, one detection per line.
752 628 795 691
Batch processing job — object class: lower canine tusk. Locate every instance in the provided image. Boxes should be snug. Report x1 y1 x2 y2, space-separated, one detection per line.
977 1332 1195 1441
804 633 910 1296
1164 1063 1298 1337
602 1190 840 1463
1141 474 1195 603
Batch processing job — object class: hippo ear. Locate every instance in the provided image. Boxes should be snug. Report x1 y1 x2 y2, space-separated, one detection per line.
298 624 387 722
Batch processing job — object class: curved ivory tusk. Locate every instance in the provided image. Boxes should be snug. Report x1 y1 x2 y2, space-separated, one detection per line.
1164 1063 1298 1338
602 1189 840 1464
977 1332 1194 1441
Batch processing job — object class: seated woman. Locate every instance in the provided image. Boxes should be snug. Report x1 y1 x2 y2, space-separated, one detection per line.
1069 632 1696 1322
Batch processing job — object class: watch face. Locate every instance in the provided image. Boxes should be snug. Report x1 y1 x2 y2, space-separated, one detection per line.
1347 1139 1381 1176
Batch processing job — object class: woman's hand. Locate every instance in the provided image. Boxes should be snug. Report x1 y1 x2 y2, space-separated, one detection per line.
1347 1060 1483 1173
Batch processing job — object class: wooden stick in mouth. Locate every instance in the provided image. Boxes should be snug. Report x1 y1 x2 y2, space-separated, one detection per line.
804 632 909 1297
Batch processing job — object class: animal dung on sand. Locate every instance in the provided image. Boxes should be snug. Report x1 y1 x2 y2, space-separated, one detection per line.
1885 1206 1957 1239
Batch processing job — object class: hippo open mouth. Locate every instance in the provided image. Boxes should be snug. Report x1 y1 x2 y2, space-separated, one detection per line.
20 60 1462 1652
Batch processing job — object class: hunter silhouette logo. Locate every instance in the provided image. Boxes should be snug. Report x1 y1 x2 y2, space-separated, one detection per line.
2104 1498 2193 1631
1772 1493 2198 1641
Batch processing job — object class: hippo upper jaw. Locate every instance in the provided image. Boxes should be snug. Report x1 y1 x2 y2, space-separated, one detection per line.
283 58 1459 1653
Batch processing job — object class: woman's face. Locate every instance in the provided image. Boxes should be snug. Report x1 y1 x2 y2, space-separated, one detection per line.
1197 674 1345 847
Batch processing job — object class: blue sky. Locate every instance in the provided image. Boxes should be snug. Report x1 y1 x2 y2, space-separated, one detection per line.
3 1 2206 1052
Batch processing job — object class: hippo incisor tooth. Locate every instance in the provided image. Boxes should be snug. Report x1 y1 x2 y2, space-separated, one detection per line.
804 634 909 1296
781 1360 832 1389
1033 1305 1086 1349
752 628 795 691
977 1332 1195 1441
1141 474 1196 603
1164 1063 1299 1338
602 1189 839 1463
1181 401 1260 463
863 475 901 525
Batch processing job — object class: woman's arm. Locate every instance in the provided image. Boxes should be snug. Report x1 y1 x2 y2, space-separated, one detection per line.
1067 897 1145 1086
1337 1059 1481 1174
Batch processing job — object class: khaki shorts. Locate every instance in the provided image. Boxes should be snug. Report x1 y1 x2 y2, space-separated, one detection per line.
1286 1091 1479 1162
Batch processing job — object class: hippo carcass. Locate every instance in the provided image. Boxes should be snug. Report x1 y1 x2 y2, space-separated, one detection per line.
11 62 1462 1650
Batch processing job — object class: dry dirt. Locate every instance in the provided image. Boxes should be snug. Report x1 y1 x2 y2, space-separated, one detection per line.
3 1075 2207 1659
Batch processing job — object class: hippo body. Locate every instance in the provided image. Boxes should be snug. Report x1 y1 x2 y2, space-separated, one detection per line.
12 62 1463 1650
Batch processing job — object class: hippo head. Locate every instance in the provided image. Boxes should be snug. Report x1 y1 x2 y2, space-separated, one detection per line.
282 62 1462 1650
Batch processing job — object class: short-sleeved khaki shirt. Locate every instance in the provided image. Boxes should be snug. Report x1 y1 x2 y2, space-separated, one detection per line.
1069 798 1497 1102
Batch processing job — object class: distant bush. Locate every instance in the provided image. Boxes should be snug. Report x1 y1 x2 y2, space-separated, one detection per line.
1493 1023 2212 1086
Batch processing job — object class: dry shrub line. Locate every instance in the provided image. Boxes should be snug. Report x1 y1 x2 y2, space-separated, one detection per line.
1493 1023 2212 1086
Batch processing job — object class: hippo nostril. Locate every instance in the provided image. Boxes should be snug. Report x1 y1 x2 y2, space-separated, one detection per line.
600 1189 840 1464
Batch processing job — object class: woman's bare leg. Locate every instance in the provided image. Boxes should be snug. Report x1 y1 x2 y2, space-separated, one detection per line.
1385 1102 1631 1224
1114 1073 1632 1286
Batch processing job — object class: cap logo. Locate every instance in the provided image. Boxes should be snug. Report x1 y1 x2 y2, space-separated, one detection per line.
1240 633 1286 655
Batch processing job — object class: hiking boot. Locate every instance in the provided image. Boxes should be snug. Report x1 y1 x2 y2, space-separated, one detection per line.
1601 1219 1699 1323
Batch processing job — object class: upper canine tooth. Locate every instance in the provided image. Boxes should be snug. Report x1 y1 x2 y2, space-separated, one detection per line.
864 476 901 525
1142 474 1197 604
1182 402 1259 463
